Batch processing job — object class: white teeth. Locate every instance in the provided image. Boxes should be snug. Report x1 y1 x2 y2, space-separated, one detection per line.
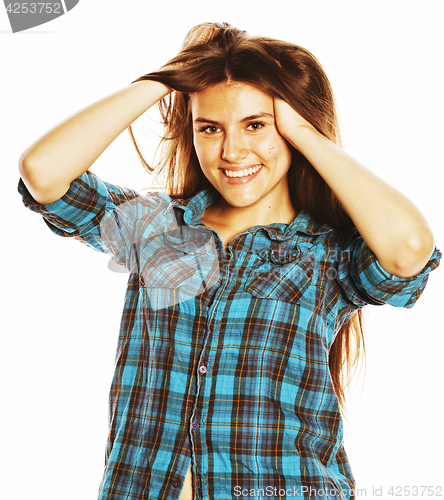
224 165 261 178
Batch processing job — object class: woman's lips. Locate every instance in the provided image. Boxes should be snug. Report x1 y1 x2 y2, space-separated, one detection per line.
220 164 263 183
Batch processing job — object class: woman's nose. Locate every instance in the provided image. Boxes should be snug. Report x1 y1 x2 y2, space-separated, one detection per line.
221 133 249 163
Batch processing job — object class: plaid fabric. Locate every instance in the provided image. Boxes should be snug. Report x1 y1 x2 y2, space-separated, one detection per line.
19 172 441 500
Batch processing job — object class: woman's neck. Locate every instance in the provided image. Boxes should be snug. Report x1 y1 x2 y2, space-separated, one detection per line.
200 196 297 247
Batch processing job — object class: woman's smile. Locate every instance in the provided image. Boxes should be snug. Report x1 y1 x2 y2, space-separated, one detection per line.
221 164 263 181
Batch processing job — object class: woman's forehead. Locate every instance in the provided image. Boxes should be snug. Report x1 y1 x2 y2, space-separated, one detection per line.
190 82 274 120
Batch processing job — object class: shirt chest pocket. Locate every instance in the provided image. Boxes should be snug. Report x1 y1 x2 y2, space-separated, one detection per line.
243 247 315 304
138 230 221 310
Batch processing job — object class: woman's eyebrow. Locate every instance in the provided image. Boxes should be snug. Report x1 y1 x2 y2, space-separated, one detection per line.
194 117 220 125
193 112 274 125
240 112 274 122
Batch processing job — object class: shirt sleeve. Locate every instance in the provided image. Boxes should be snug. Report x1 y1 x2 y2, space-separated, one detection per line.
18 171 164 271
334 229 441 309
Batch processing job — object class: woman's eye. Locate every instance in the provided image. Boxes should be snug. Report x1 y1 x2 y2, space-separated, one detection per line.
201 125 220 134
247 122 264 131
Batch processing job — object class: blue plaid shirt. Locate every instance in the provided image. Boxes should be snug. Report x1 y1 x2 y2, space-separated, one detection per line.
19 172 441 500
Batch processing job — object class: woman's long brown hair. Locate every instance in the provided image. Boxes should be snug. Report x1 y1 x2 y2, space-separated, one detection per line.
129 22 365 411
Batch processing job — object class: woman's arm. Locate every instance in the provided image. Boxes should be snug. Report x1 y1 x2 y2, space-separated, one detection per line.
19 80 171 205
274 98 435 278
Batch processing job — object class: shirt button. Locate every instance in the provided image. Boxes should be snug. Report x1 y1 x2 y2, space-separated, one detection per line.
199 365 207 374
191 421 200 430
172 481 181 488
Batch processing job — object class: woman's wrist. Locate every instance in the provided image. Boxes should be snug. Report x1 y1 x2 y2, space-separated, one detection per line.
131 79 171 101
283 123 326 154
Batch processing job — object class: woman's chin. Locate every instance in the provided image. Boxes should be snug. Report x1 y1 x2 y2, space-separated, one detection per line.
220 192 261 210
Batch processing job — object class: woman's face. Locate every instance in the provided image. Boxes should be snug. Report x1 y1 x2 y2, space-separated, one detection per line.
191 82 293 216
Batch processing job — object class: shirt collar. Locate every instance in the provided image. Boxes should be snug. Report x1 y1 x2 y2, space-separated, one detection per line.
169 189 220 225
169 189 333 239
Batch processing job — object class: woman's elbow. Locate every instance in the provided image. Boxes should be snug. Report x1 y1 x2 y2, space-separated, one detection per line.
19 150 43 187
390 228 436 278
19 154 69 205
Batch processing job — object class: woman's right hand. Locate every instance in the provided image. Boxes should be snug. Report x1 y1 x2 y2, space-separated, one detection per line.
19 79 171 205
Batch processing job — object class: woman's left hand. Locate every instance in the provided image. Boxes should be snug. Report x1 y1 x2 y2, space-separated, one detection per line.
273 98 317 147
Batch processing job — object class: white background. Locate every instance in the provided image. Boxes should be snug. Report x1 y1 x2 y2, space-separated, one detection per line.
1 1 443 499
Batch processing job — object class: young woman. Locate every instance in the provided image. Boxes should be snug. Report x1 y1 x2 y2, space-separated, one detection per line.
18 22 440 500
